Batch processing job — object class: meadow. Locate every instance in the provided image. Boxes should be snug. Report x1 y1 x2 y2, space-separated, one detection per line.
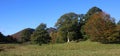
0 41 120 56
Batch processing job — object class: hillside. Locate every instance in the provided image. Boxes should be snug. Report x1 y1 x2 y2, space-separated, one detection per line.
11 28 35 42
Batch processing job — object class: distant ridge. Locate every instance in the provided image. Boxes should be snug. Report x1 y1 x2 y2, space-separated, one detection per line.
11 28 35 42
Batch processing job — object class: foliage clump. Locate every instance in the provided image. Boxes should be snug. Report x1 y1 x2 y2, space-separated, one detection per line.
31 23 50 45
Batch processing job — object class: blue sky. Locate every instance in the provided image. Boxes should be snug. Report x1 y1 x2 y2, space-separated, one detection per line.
0 0 120 35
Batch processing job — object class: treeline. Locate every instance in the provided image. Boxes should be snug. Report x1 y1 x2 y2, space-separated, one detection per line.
0 6 120 45
0 33 17 43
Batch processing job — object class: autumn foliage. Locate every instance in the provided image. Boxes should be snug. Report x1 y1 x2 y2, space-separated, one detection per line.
84 12 118 43
0 7 120 44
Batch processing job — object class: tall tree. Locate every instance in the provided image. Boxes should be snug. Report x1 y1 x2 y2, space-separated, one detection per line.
78 14 87 40
48 27 57 43
84 12 117 43
67 32 76 42
81 6 103 40
85 6 102 21
0 32 4 42
21 28 34 42
55 12 81 42
31 23 50 45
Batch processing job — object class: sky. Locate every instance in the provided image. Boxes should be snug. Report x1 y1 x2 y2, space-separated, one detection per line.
0 0 120 35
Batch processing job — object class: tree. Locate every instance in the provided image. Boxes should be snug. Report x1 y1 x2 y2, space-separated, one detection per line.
117 20 120 32
50 31 57 43
85 6 102 22
47 27 57 35
0 32 17 43
56 31 67 43
21 28 34 42
55 12 81 42
5 35 17 43
47 27 58 43
79 7 103 40
117 20 120 25
31 23 50 45
0 32 4 42
79 14 85 25
84 12 116 43
78 14 89 40
67 32 76 42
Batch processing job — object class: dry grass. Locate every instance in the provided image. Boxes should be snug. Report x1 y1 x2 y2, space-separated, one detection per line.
0 41 120 56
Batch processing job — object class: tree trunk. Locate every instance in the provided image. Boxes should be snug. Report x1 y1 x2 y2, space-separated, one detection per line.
67 37 70 42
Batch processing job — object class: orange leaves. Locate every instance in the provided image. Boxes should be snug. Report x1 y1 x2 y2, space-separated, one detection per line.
84 12 116 42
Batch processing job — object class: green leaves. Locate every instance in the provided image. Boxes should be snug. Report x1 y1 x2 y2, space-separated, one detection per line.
21 28 34 42
55 12 83 42
31 23 50 45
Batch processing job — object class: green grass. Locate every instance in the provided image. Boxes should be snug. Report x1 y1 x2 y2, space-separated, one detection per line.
0 41 120 56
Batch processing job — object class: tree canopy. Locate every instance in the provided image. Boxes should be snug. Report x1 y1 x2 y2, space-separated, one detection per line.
84 12 117 43
31 23 50 45
55 12 83 42
21 28 34 42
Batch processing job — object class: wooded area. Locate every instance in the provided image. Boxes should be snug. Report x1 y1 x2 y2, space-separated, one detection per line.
0 7 120 44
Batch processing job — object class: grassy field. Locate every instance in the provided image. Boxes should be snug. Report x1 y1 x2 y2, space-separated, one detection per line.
0 41 120 56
